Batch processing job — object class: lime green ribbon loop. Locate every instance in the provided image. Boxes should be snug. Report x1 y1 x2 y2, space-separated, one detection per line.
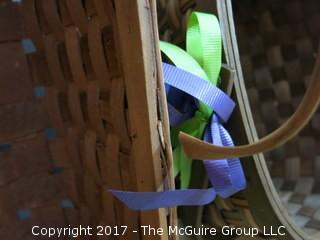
187 12 222 84
161 11 222 188
187 12 222 116
160 41 208 80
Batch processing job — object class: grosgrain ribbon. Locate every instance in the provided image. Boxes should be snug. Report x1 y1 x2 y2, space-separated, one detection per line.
112 188 217 210
175 11 245 195
111 63 228 210
164 63 246 197
110 11 246 210
161 12 224 188
163 63 235 123
163 61 236 188
203 115 246 197
111 63 242 210
160 41 212 187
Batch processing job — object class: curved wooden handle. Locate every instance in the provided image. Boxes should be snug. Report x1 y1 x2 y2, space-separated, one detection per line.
179 53 320 160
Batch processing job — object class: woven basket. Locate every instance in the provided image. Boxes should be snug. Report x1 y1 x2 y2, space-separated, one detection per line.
158 0 320 239
2 0 319 239
0 1 175 239
234 0 320 237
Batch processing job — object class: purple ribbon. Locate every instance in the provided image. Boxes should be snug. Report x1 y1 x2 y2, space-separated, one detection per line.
112 188 216 210
203 115 246 198
168 102 196 127
163 63 235 123
164 64 246 197
110 63 246 210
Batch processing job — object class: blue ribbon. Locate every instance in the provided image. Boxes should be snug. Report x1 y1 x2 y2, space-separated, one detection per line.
165 64 246 197
167 102 196 127
203 115 246 198
163 63 235 123
110 63 246 210
112 188 216 210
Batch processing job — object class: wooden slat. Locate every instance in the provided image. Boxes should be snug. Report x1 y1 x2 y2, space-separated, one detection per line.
65 0 88 33
113 0 171 239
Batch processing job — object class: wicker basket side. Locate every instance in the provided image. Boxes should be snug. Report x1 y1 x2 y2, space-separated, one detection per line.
0 1 175 239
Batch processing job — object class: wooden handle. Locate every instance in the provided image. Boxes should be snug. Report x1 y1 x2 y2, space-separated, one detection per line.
179 52 320 160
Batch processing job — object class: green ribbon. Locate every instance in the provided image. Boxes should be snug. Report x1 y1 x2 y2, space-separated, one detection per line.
160 12 222 188
187 12 222 84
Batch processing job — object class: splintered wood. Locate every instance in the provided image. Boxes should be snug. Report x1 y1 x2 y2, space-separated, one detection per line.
0 0 175 239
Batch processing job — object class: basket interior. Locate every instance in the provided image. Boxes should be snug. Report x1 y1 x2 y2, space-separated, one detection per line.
234 0 320 234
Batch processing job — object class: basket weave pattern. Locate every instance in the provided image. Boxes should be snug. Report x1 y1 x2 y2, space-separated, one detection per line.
1 0 173 239
234 0 320 234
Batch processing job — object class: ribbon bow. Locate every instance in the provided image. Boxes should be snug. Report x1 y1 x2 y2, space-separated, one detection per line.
110 12 246 210
162 12 245 195
163 63 246 197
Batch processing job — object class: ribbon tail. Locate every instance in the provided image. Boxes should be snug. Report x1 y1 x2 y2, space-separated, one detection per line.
218 124 246 191
202 117 246 198
203 120 232 195
110 188 216 210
